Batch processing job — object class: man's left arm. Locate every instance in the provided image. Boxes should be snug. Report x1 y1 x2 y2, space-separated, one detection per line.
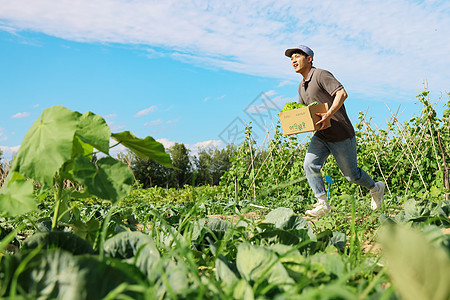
315 88 348 130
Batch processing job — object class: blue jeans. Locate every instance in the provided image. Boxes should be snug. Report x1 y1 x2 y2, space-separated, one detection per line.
303 136 376 198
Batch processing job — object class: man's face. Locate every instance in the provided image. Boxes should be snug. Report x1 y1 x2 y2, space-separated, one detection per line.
290 53 311 73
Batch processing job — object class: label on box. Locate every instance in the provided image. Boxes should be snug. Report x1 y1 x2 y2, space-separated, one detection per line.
278 103 329 135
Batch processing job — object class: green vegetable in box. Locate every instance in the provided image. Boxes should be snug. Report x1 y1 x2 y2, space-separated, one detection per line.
281 101 318 112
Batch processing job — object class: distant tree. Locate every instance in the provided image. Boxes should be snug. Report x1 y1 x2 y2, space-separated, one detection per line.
194 144 236 186
213 144 237 185
132 156 171 188
195 149 213 185
128 142 235 189
168 143 192 188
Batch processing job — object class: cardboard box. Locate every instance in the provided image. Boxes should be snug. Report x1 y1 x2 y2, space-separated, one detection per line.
278 103 329 135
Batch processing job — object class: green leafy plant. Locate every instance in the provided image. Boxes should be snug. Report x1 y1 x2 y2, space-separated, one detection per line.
0 105 172 230
281 101 318 112
379 225 450 300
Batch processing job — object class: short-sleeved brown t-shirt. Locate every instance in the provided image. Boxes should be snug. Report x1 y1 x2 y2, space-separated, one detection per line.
298 67 355 142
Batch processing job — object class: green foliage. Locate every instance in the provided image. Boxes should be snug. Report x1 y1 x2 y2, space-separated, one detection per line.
0 187 448 299
0 105 172 230
1 90 449 299
379 225 450 300
130 143 235 189
282 102 306 111
220 88 450 205
103 231 161 281
22 231 95 255
281 101 318 111
380 198 450 226
1 249 145 299
0 179 36 216
112 131 173 168
220 121 311 203
194 144 236 186
169 142 192 188
131 155 171 188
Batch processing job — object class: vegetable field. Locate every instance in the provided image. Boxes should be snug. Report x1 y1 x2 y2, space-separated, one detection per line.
0 90 449 299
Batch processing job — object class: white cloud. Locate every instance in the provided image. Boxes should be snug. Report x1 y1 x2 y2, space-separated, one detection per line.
204 94 226 102
0 0 449 100
166 118 179 124
245 91 284 115
156 138 176 150
11 112 30 119
0 24 17 34
0 128 6 142
103 113 117 121
0 145 20 160
102 114 125 132
108 138 128 158
270 95 296 109
144 119 163 126
155 138 223 157
190 140 223 151
189 139 224 157
109 123 126 132
278 80 294 87
134 105 157 118
263 90 277 97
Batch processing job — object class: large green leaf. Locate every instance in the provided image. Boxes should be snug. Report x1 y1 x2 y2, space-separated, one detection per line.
386 199 450 226
298 283 358 300
254 229 308 246
15 249 144 300
9 106 79 186
59 136 94 184
379 225 450 300
236 243 295 289
104 231 160 281
233 279 254 300
75 111 111 154
72 218 101 246
160 260 190 296
71 135 94 159
0 179 36 216
1 171 26 190
269 244 306 281
111 131 173 168
265 207 315 239
309 253 346 278
72 156 134 203
215 255 240 288
22 231 95 255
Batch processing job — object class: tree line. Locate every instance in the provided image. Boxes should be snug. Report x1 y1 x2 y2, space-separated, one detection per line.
123 143 237 189
0 144 236 190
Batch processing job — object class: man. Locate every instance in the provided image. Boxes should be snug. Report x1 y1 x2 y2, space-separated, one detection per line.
284 45 385 217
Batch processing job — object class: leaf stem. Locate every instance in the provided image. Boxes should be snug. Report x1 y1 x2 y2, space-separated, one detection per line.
51 178 64 230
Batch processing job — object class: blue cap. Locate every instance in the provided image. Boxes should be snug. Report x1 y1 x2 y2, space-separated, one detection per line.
285 45 314 60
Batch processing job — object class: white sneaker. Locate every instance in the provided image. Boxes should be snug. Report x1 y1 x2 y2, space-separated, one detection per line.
311 201 326 208
370 181 385 210
306 203 331 217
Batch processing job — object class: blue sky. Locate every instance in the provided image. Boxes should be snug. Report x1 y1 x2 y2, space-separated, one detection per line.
1 0 449 160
